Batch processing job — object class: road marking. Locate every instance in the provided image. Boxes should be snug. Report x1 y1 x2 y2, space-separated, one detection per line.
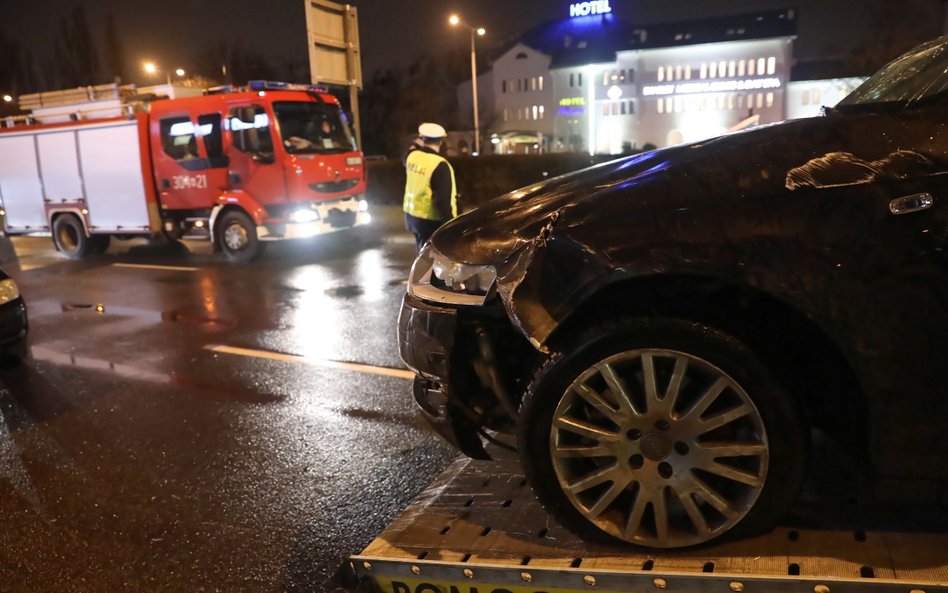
112 263 199 272
206 344 415 380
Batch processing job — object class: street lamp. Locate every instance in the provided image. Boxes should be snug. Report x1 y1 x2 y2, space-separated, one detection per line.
143 61 185 85
2 95 12 103
449 14 486 155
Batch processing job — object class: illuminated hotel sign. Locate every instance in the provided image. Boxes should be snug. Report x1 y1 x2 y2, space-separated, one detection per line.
557 97 586 115
569 0 612 18
643 77 782 96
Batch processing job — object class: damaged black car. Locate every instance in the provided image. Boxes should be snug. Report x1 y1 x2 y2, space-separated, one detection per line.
398 36 948 549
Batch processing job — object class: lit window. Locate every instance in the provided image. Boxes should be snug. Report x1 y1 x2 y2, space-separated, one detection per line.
802 90 810 105
709 62 718 78
685 65 692 80
532 105 538 120
748 59 756 76
666 66 674 81
767 57 776 75
728 94 735 110
658 99 664 114
700 63 707 79
728 61 736 77
603 104 610 116
813 89 822 104
539 76 544 91
738 60 746 77
531 77 537 91
719 61 726 77
675 65 682 81
539 105 545 118
766 92 774 108
665 97 673 113
503 109 508 122
756 93 763 109
757 58 766 75
658 68 664 82
603 71 609 86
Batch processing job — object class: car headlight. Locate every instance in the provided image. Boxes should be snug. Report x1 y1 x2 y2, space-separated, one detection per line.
409 245 496 305
290 208 320 224
0 279 19 305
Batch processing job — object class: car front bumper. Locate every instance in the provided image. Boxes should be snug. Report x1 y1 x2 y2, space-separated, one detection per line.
0 298 28 361
398 293 493 459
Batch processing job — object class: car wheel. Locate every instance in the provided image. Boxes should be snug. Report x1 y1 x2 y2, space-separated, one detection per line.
216 210 260 263
51 214 90 259
519 317 807 549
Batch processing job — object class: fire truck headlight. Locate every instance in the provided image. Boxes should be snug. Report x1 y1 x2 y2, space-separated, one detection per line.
358 199 369 212
290 208 320 224
0 279 20 305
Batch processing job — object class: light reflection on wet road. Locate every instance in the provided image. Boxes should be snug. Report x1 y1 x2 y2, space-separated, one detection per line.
0 206 455 592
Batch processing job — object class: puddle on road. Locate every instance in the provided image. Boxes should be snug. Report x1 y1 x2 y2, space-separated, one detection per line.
60 303 236 328
324 285 363 299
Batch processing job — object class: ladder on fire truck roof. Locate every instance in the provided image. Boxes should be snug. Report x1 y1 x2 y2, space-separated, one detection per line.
3 81 199 128
345 456 948 593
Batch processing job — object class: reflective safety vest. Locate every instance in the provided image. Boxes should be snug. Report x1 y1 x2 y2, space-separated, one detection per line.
403 150 458 221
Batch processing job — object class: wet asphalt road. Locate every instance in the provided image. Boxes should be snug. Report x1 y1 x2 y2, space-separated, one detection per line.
0 206 457 592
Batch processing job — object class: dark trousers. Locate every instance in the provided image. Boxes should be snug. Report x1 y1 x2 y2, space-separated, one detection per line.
405 213 445 252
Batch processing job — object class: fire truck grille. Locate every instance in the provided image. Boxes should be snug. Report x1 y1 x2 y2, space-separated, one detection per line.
309 179 359 194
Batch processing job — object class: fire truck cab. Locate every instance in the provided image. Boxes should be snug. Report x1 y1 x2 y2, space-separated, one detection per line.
150 81 369 261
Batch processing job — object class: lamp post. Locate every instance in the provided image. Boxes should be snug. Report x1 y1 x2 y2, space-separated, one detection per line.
449 14 486 155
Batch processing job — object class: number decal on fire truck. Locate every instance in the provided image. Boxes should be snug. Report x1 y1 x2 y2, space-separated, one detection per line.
171 174 208 190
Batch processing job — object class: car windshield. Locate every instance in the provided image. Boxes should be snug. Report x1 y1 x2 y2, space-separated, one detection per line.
837 36 948 109
274 101 357 154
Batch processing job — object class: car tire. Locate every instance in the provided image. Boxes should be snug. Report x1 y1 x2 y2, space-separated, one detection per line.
51 214 91 259
519 316 807 549
216 210 260 263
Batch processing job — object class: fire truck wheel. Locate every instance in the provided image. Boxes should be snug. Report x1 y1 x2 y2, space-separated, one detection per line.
217 210 260 263
51 214 91 259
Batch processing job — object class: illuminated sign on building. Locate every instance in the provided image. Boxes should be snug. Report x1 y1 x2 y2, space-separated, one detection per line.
642 77 782 97
569 0 612 18
558 97 587 115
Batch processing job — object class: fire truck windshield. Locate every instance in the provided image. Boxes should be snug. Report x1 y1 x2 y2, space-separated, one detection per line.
274 102 357 155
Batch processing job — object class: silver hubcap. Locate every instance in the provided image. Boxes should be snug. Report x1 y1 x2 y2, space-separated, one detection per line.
550 349 768 548
223 223 249 251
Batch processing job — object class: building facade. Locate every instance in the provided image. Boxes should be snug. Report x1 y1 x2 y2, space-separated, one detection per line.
458 5 862 155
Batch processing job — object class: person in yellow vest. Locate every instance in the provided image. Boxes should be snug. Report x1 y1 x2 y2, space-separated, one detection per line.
403 122 458 251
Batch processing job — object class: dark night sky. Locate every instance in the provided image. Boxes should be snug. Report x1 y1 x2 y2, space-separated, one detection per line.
2 0 945 85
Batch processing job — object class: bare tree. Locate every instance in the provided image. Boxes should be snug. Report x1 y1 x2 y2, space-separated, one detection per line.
50 6 101 88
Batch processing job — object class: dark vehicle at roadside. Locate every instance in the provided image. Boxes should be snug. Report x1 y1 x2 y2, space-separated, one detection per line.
0 267 27 362
398 37 948 549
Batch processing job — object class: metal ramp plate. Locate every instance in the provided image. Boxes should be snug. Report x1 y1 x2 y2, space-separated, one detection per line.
349 458 948 593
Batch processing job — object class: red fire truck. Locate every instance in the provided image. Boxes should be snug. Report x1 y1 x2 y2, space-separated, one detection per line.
0 81 369 262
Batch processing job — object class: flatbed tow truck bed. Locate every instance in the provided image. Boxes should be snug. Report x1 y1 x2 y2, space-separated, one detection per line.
345 458 948 593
